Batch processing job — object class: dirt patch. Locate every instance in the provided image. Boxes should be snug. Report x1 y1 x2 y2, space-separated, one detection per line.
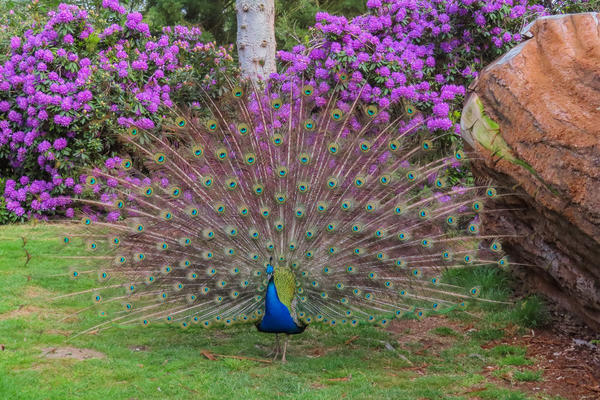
128 345 149 352
0 305 43 321
24 286 53 298
388 315 470 338
388 315 470 354
305 345 333 358
386 315 600 400
41 346 106 360
482 331 600 400
0 303 71 322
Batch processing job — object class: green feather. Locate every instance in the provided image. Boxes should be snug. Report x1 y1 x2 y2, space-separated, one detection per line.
273 266 296 310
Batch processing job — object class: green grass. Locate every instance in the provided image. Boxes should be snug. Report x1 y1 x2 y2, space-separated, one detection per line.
496 355 533 367
469 327 505 341
513 370 542 382
490 345 527 357
510 296 551 328
0 223 550 400
491 367 543 384
430 326 461 337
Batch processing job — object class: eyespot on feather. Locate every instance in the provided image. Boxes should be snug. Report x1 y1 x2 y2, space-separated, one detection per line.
205 119 218 131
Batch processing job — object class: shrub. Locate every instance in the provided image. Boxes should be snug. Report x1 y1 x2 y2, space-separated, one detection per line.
1 0 592 221
510 295 551 328
274 0 552 134
0 0 235 221
513 369 542 382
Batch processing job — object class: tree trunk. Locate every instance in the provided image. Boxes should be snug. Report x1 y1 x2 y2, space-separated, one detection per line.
236 0 277 82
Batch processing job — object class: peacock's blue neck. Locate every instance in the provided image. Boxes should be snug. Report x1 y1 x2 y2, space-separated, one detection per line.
256 278 305 334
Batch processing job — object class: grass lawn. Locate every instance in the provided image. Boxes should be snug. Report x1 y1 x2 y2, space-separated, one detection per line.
0 223 558 400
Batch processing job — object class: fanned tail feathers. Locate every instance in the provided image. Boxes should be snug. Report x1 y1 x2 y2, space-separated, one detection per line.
54 79 508 333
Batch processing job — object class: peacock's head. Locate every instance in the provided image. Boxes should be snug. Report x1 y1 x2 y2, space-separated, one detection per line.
266 257 274 279
266 257 295 283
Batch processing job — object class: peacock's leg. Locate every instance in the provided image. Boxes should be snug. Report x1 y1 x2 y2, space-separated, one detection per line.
268 333 280 360
281 334 289 363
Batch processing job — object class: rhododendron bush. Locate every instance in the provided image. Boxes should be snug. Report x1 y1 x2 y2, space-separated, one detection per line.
267 0 591 210
0 0 592 222
0 0 234 222
274 0 554 134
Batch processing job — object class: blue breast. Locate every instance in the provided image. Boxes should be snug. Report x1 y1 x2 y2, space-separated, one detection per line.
257 279 304 334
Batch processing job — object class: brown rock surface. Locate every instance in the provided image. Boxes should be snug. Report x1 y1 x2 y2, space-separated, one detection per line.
461 13 600 330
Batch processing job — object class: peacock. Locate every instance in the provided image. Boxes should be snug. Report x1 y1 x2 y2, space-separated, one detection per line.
54 78 506 362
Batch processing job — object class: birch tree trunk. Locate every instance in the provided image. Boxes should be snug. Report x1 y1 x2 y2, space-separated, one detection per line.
236 0 277 82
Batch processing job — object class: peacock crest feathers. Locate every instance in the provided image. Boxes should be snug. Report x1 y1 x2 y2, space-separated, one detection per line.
54 79 507 334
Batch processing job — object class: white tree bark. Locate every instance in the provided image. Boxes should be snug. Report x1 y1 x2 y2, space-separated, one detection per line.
236 0 277 82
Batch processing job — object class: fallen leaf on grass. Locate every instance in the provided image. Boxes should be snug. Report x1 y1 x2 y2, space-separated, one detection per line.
344 335 359 345
459 386 487 395
200 350 272 363
327 374 352 382
201 350 217 360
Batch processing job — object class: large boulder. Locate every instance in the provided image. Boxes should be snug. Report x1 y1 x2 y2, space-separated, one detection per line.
461 13 600 330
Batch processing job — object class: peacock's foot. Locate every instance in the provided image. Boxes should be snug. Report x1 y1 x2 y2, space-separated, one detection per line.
269 347 280 361
267 334 281 360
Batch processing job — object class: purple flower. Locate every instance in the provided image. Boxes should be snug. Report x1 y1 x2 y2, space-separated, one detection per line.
10 36 21 50
53 137 67 150
116 60 129 77
510 5 526 19
127 12 143 25
54 115 73 127
102 0 126 14
12 131 24 142
135 118 154 129
432 102 450 117
131 60 148 71
106 211 120 222
474 13 486 26
37 140 51 153
106 178 118 187
76 90 92 102
378 97 390 108
8 110 21 122
105 156 121 169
